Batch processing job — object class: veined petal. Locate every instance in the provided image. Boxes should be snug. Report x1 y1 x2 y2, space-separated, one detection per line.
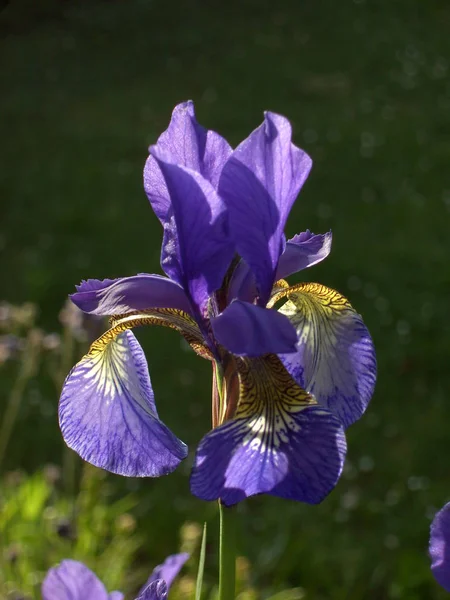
59 323 192 477
276 230 332 280
430 502 450 591
137 581 167 600
218 112 312 306
149 148 234 312
144 101 232 223
277 283 376 428
42 560 111 600
211 300 297 356
138 553 189 599
191 355 346 506
71 275 192 316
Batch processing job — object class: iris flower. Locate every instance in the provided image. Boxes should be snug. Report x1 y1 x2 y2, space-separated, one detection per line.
42 553 188 600
60 102 376 506
430 501 450 591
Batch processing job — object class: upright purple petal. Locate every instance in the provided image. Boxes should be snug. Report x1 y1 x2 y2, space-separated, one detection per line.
42 560 110 600
278 283 376 428
276 230 332 280
144 102 233 297
218 112 312 305
72 275 193 316
211 300 297 356
149 147 234 312
430 502 450 591
59 330 187 476
144 101 232 223
109 594 124 600
138 554 189 599
191 356 346 505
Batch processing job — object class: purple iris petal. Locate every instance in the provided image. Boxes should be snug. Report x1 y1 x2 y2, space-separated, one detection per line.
138 553 189 599
211 300 297 356
42 560 116 600
59 330 187 476
71 275 193 316
218 111 312 306
430 502 450 591
144 100 232 223
279 283 376 428
137 581 168 600
226 231 332 304
149 147 234 312
191 404 346 506
276 230 332 280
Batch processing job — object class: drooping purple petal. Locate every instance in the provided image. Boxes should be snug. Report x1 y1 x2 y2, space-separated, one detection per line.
218 112 312 306
276 230 332 280
42 560 112 600
144 101 232 223
211 300 297 357
191 356 346 505
71 275 193 316
149 147 234 312
278 283 376 428
59 330 187 476
138 554 189 599
430 502 450 591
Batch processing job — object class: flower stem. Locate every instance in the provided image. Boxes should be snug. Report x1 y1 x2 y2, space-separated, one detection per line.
219 501 236 600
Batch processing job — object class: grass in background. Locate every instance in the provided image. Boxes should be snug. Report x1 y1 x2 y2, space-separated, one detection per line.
1 0 450 597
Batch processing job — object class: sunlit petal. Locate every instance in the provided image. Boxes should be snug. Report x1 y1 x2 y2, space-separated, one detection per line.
191 355 346 506
277 283 376 428
59 329 187 476
219 112 312 305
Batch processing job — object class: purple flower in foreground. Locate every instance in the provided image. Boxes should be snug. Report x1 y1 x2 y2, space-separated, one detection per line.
430 502 450 591
59 101 376 506
42 553 188 600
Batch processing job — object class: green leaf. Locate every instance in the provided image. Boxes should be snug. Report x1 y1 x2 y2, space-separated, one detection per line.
195 522 207 600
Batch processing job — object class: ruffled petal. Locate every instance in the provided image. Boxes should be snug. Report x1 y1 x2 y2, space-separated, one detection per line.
71 275 192 316
144 101 232 223
42 560 109 600
430 502 450 591
211 300 297 357
218 112 312 305
277 283 376 428
149 147 234 312
138 553 189 598
276 230 332 280
191 355 346 506
59 329 187 476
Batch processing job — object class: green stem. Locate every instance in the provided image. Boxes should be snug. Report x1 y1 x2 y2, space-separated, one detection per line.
219 502 236 600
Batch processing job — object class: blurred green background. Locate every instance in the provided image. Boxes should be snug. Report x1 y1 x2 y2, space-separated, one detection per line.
1 0 450 598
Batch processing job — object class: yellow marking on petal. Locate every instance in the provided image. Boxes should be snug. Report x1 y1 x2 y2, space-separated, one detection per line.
225 355 317 451
271 281 353 313
267 279 290 308
88 307 213 361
